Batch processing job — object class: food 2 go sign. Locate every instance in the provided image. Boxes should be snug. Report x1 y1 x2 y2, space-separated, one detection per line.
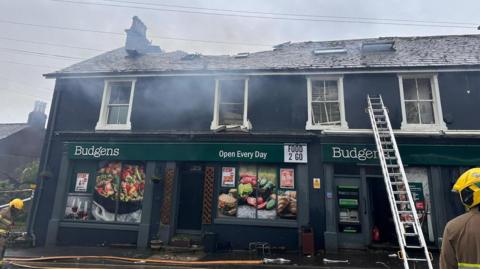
284 143 307 163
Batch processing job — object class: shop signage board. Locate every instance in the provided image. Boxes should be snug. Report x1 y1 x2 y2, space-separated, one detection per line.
68 142 308 164
322 143 480 166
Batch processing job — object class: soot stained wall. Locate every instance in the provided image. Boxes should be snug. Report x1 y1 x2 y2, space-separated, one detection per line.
438 72 480 130
133 77 215 131
55 79 104 131
249 76 307 131
343 74 402 129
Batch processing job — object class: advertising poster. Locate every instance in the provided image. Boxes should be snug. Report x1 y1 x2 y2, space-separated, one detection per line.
280 168 294 189
221 167 236 187
75 173 89 192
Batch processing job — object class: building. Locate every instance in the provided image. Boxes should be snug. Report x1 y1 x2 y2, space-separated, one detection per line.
0 101 46 181
29 17 480 252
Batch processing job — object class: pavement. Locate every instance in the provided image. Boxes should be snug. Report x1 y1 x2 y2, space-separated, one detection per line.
1 246 440 269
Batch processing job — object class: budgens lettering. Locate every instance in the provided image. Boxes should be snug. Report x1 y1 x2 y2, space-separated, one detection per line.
74 146 120 158
332 146 378 161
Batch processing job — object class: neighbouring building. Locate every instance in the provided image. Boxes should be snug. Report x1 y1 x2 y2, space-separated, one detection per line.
29 16 480 252
0 101 46 181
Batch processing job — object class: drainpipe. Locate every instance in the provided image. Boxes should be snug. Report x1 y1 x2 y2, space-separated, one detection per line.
27 82 61 246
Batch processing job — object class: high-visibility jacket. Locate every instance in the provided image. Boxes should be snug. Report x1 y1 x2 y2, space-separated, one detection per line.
0 207 12 236
441 207 480 269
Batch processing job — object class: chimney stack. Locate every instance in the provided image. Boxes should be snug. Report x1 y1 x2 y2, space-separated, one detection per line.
27 101 47 129
125 16 152 56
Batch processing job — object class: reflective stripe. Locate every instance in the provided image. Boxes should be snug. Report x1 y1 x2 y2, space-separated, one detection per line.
0 215 11 226
459 263 480 268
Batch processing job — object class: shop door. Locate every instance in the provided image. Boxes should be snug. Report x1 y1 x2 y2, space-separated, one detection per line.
367 177 396 245
177 164 205 231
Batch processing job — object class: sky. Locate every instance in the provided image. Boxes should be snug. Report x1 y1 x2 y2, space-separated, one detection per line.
0 0 479 123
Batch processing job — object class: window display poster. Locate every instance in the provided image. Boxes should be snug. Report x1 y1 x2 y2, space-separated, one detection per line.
64 194 91 220
221 167 236 187
280 168 294 189
75 173 89 192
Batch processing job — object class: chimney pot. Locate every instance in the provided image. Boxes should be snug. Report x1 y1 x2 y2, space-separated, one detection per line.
28 100 47 129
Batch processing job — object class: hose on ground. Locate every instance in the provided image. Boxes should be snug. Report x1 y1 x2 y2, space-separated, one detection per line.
4 255 264 265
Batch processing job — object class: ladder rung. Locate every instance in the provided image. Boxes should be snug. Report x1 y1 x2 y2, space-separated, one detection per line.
393 192 408 195
396 201 410 204
372 109 383 112
405 245 424 249
386 164 399 168
401 221 416 224
404 233 419 237
374 115 385 118
376 121 387 124
407 258 428 262
391 182 405 185
389 173 402 177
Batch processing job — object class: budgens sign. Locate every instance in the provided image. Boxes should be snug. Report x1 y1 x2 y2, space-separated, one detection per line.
323 144 379 164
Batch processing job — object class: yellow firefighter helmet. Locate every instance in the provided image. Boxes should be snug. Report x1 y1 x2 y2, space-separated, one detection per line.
9 198 24 210
452 168 480 208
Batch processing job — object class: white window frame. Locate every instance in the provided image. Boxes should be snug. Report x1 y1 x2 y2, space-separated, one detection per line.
398 74 447 131
210 77 252 130
306 76 348 130
95 79 136 131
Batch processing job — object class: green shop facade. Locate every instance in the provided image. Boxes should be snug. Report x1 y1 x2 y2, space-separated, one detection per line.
42 137 478 251
321 141 480 252
44 140 310 249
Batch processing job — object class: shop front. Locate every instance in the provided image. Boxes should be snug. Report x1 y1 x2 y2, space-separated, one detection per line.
321 142 480 252
44 141 309 250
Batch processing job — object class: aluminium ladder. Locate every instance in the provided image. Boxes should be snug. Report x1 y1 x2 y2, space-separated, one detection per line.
367 95 433 269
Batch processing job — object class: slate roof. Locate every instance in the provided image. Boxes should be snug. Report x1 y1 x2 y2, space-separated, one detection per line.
46 34 480 77
0 123 28 140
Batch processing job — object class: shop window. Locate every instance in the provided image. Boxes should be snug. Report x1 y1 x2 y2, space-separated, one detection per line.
210 78 252 130
306 76 348 130
64 161 146 223
217 165 297 220
96 80 136 130
398 74 447 131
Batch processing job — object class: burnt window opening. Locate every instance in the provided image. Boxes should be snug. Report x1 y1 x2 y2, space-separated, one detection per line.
211 78 252 131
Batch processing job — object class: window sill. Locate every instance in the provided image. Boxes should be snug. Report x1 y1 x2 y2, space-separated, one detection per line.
400 123 447 132
59 220 139 231
95 122 132 131
210 120 252 131
213 217 298 228
306 122 348 131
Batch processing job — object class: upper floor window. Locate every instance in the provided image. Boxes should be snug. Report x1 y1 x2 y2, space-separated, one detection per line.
96 80 136 130
211 78 251 130
306 76 348 130
398 74 446 130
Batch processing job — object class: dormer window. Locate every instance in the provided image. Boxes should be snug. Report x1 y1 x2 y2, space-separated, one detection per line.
96 80 135 130
211 78 252 130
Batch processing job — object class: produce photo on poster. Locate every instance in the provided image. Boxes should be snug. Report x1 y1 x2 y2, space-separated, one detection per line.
277 190 297 219
236 165 257 219
221 167 236 187
92 161 145 223
64 194 91 220
75 173 89 192
257 166 277 220
280 168 294 189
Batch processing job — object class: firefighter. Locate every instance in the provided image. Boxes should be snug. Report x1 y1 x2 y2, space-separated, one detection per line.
441 168 480 269
0 198 24 258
